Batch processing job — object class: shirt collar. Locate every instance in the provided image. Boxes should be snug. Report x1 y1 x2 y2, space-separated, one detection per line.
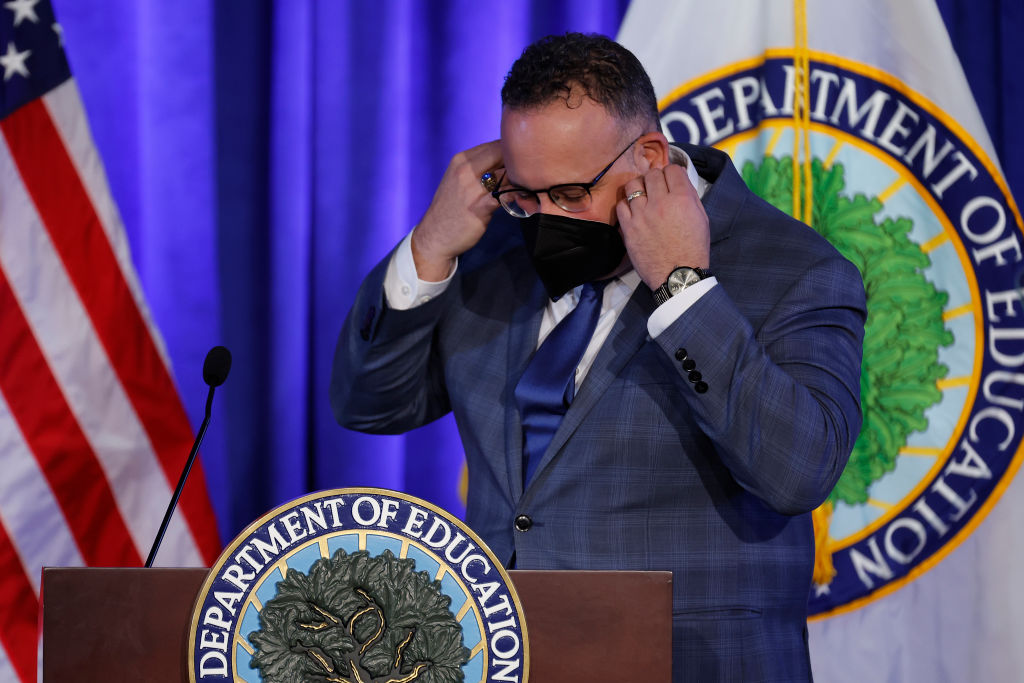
670 146 711 199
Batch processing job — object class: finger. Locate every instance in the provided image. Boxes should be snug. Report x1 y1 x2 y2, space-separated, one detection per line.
663 163 695 196
615 197 634 229
622 177 648 210
643 167 670 199
467 142 504 197
479 167 504 195
465 139 503 174
622 176 645 196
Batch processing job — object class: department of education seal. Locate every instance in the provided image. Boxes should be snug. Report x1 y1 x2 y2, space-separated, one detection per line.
658 49 1024 619
188 488 529 682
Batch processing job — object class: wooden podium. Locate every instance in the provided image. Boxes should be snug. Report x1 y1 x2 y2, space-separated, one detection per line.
41 567 671 681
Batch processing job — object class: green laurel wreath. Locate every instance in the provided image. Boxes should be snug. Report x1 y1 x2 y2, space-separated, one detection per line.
741 156 953 505
249 549 469 683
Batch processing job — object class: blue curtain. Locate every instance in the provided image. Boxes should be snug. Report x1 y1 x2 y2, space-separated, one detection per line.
51 0 1022 543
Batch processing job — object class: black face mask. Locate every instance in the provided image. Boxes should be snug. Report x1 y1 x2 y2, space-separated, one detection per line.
519 213 627 299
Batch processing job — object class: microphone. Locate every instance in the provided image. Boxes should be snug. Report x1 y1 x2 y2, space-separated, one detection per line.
202 345 232 387
145 346 232 567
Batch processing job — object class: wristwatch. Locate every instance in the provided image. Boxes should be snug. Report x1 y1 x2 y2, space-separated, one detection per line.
652 266 713 305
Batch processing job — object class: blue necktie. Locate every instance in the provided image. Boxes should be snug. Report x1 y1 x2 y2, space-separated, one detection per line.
515 281 607 485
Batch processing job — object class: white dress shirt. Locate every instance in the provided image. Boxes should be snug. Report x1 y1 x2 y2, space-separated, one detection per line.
384 149 717 391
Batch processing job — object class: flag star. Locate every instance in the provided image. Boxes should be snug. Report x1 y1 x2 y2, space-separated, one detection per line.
3 0 40 26
0 42 31 81
813 582 831 598
52 22 64 48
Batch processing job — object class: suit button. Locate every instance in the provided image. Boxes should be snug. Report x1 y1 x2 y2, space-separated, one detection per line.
681 358 696 371
514 515 533 532
674 348 687 361
695 381 709 393
688 370 702 383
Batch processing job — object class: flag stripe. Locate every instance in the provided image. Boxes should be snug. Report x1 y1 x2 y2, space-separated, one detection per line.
0 265 141 567
0 99 220 563
0 390 84 595
0 642 19 683
0 516 41 683
0 131 201 567
42 81 172 367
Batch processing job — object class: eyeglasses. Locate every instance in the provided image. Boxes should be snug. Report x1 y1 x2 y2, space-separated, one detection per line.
491 136 641 218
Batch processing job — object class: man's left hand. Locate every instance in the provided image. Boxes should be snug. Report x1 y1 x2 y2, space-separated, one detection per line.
615 164 710 290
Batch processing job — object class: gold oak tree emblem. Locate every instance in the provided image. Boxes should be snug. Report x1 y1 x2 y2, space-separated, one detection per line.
249 549 471 683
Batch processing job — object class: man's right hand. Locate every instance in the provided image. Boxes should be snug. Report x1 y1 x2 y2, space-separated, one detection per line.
411 140 503 282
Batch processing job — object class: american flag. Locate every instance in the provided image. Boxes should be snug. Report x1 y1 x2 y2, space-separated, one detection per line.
0 1 220 679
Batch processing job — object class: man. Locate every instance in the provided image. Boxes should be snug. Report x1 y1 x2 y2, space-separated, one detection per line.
332 33 865 681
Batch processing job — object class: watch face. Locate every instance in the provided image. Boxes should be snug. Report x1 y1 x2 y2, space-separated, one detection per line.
667 267 701 294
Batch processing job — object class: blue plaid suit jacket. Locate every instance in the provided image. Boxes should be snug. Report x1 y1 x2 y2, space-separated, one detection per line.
332 144 866 682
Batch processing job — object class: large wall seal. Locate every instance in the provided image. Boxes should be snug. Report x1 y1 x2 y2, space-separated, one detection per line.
188 488 529 682
659 50 1024 619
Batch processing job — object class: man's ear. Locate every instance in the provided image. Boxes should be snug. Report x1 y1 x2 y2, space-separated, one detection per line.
634 131 671 171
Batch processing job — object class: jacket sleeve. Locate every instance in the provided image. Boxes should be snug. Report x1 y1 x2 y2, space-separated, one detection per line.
330 250 454 434
653 253 866 515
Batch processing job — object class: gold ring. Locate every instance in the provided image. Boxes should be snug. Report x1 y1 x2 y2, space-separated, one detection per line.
480 172 499 193
626 190 646 203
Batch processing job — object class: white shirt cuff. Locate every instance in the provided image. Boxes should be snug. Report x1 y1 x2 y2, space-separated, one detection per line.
647 277 718 338
384 231 457 310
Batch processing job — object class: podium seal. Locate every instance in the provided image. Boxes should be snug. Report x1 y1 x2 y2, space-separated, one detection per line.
188 488 529 682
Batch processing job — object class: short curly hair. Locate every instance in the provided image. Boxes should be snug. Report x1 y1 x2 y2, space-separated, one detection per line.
501 33 660 132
